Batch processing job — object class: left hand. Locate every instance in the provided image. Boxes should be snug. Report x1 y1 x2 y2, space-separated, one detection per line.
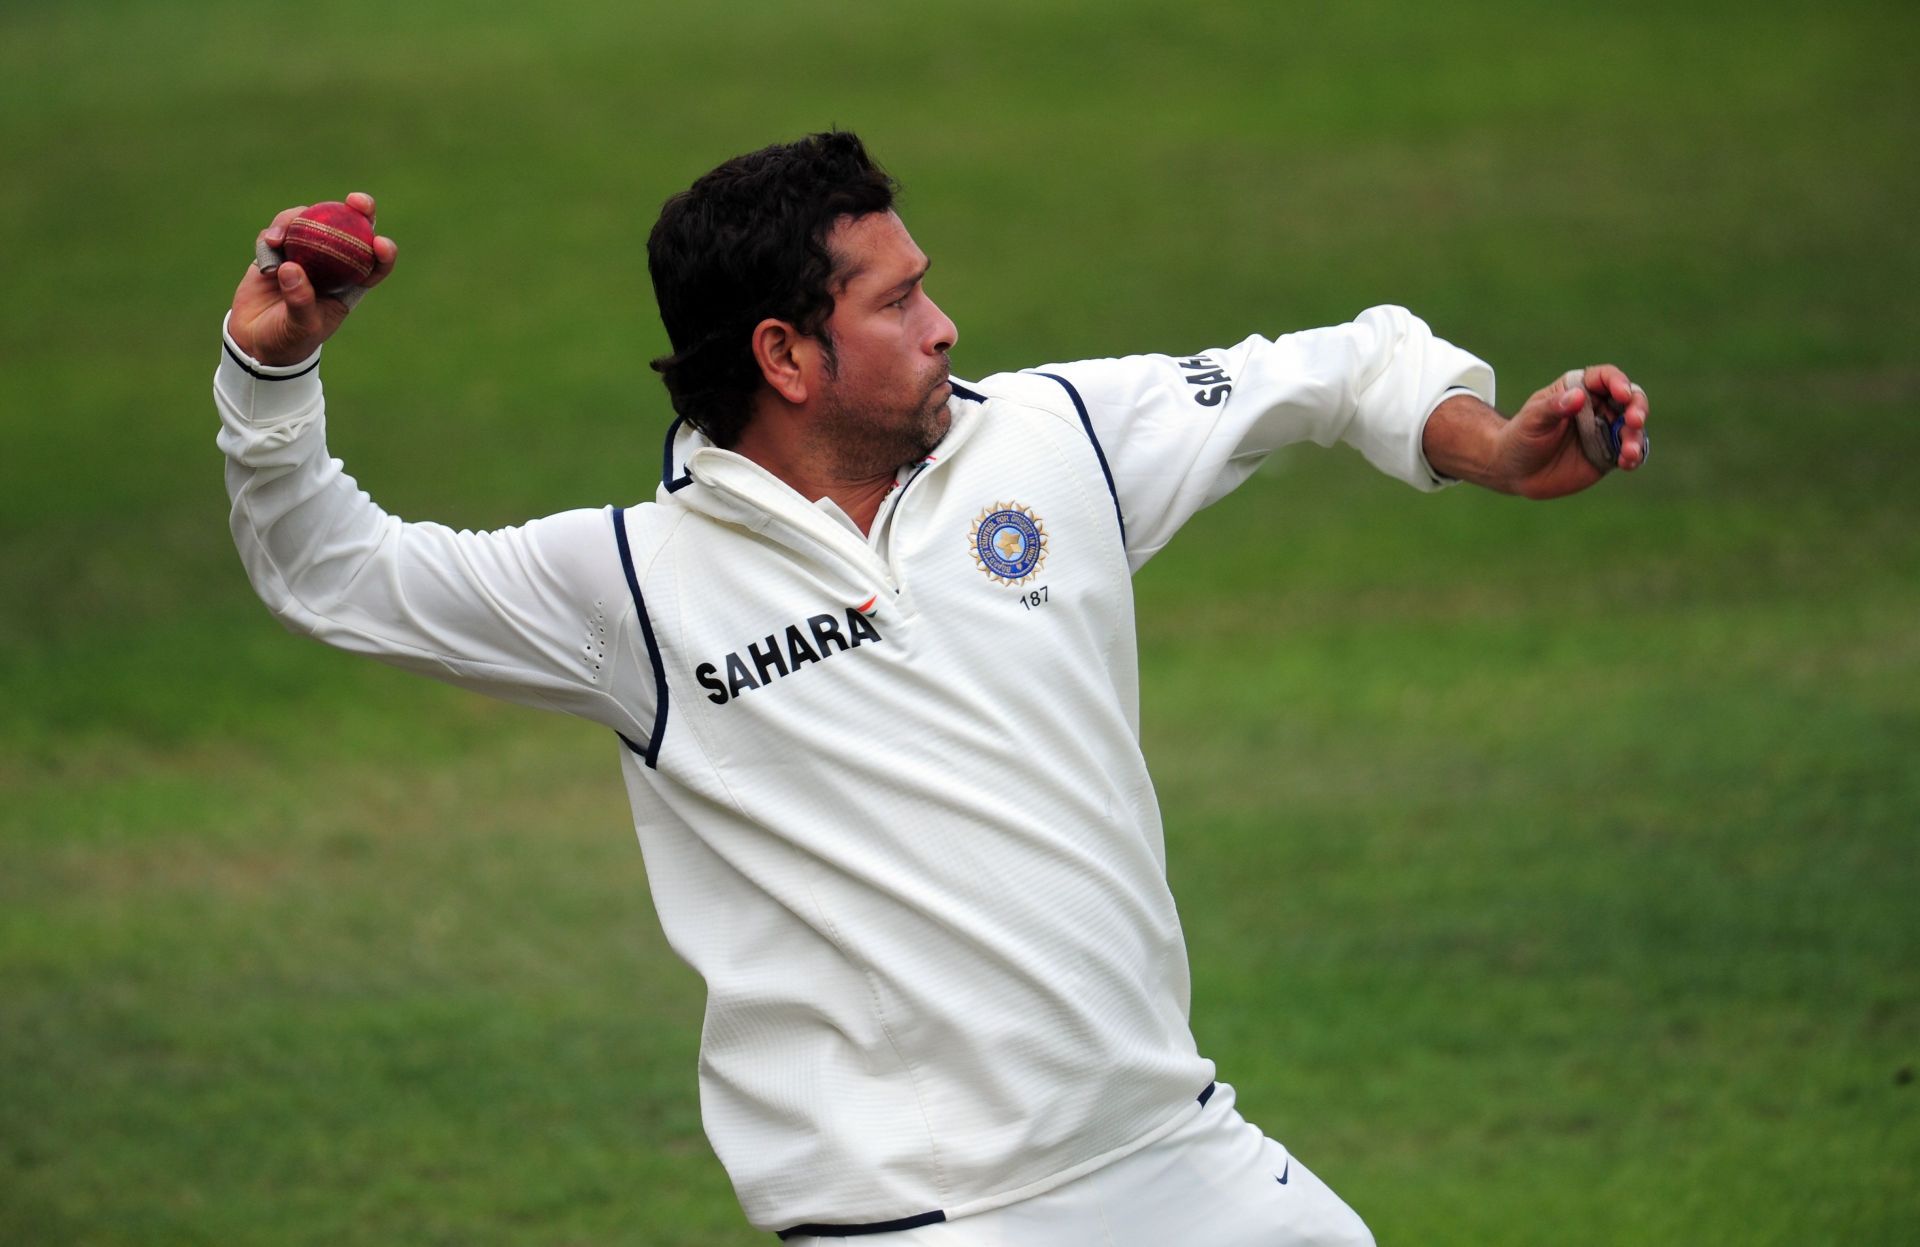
1495 365 1650 499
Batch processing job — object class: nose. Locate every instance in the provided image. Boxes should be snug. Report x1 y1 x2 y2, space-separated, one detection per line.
926 298 958 355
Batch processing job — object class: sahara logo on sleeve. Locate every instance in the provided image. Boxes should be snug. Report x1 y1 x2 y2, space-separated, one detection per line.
694 599 883 705
1176 355 1234 407
969 503 1048 586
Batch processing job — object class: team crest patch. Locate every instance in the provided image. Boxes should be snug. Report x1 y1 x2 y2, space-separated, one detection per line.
969 502 1048 585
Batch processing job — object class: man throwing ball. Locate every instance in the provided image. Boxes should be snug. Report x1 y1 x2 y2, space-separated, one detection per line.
218 132 1649 1245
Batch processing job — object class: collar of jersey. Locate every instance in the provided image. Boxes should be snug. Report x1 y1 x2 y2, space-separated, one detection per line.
658 383 985 540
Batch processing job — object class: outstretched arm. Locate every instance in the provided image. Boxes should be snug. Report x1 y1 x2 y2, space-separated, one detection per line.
1011 305 1498 569
1424 365 1650 499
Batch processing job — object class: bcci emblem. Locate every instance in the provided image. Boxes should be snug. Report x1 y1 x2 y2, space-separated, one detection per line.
969 502 1048 585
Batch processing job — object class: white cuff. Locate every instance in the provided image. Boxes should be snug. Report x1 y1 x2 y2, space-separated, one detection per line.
1416 386 1485 486
216 311 323 426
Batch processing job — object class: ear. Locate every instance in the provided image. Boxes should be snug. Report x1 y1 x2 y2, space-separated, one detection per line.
751 318 817 406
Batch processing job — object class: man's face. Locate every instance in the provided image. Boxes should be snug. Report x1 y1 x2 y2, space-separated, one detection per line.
807 211 959 476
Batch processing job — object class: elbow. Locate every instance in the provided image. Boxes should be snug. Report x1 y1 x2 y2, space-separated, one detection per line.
250 578 329 641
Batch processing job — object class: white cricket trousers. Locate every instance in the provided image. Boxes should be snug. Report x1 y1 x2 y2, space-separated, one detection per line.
787 1082 1375 1247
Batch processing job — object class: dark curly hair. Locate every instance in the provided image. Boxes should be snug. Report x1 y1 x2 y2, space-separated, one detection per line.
647 131 898 448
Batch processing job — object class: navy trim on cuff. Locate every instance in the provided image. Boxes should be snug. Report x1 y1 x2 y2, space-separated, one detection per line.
222 338 320 381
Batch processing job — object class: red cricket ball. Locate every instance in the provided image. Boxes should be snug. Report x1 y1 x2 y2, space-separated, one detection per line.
282 201 376 294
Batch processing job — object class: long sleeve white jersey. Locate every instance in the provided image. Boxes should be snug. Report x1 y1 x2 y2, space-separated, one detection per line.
216 305 1493 1236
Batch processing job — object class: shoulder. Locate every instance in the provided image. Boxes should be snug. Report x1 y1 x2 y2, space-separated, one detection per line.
953 371 1089 432
607 499 694 588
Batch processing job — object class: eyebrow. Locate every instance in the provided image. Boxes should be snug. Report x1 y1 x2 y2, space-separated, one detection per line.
878 259 931 302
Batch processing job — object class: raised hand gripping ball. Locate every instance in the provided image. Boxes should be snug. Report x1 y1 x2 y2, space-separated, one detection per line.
282 201 376 294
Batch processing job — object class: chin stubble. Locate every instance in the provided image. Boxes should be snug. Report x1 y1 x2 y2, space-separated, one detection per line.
819 367 953 477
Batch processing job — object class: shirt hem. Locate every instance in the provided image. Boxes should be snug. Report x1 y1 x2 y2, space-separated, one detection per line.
941 1086 1209 1223
767 1080 1215 1234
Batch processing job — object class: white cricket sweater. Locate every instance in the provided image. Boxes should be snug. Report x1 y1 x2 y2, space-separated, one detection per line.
216 305 1493 1235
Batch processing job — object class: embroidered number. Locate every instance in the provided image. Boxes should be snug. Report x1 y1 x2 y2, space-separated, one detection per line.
1018 585 1050 611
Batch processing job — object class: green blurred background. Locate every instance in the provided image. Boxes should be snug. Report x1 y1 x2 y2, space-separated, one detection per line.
4 1 1916 1243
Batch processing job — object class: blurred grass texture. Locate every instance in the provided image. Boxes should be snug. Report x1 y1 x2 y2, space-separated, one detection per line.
3 1 1917 1243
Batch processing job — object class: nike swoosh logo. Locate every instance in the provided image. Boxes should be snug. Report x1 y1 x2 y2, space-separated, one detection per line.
1275 1161 1290 1185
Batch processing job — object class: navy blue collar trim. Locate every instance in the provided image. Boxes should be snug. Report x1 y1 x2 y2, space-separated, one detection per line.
660 415 695 493
948 379 987 403
611 507 670 768
223 340 320 381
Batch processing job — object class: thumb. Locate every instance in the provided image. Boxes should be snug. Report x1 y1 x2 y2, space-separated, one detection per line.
277 261 323 336
1553 368 1589 415
1518 372 1585 434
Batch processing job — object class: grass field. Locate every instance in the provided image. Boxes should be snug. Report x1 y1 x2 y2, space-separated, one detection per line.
3 1 1917 1243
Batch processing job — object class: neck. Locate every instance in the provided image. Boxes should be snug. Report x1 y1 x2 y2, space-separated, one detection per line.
729 404 898 535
